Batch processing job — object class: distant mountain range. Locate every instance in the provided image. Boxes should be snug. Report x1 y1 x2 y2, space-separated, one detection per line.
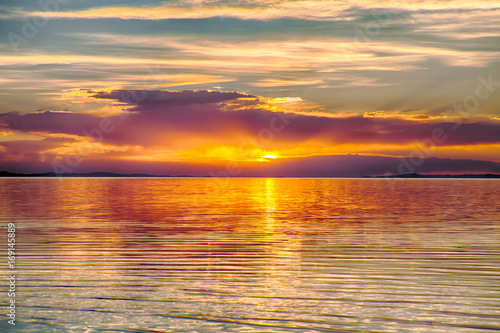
0 171 173 178
369 173 500 179
2 154 500 178
0 171 499 178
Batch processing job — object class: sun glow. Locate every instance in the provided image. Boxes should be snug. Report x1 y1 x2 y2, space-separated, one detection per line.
263 154 277 159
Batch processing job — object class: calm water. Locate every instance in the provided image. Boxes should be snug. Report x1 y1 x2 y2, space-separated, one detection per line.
0 178 499 333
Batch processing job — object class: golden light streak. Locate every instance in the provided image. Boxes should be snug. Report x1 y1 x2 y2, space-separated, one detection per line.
4 1 499 22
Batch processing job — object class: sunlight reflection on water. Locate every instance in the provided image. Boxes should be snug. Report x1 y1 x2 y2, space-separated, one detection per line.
0 178 499 332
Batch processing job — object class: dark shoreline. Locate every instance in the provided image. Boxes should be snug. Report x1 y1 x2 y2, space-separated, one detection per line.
0 171 174 178
1 171 499 178
369 173 500 179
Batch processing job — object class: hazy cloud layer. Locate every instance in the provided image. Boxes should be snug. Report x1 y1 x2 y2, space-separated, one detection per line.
1 90 499 148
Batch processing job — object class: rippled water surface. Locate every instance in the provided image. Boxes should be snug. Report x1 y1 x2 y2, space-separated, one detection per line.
1 178 499 333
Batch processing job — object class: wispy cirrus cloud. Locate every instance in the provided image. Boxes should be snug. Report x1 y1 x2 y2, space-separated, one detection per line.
2 0 499 21
2 0 499 117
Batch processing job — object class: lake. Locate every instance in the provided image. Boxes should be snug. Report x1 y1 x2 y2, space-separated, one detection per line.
1 178 499 332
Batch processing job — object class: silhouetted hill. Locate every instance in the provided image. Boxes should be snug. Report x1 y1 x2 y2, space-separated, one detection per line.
1 170 498 178
369 173 500 179
0 171 173 177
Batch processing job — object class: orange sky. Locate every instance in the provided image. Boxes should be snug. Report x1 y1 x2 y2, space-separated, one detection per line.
0 0 499 175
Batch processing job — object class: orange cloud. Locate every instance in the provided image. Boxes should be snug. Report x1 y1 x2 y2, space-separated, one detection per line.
1 89 500 167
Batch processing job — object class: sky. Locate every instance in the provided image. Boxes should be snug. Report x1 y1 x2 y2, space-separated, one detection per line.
0 0 499 176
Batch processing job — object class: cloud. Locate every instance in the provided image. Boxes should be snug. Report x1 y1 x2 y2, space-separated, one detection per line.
1 1 499 175
0 136 76 163
2 1 499 21
1 90 500 153
0 111 101 136
0 88 498 176
2 1 499 117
